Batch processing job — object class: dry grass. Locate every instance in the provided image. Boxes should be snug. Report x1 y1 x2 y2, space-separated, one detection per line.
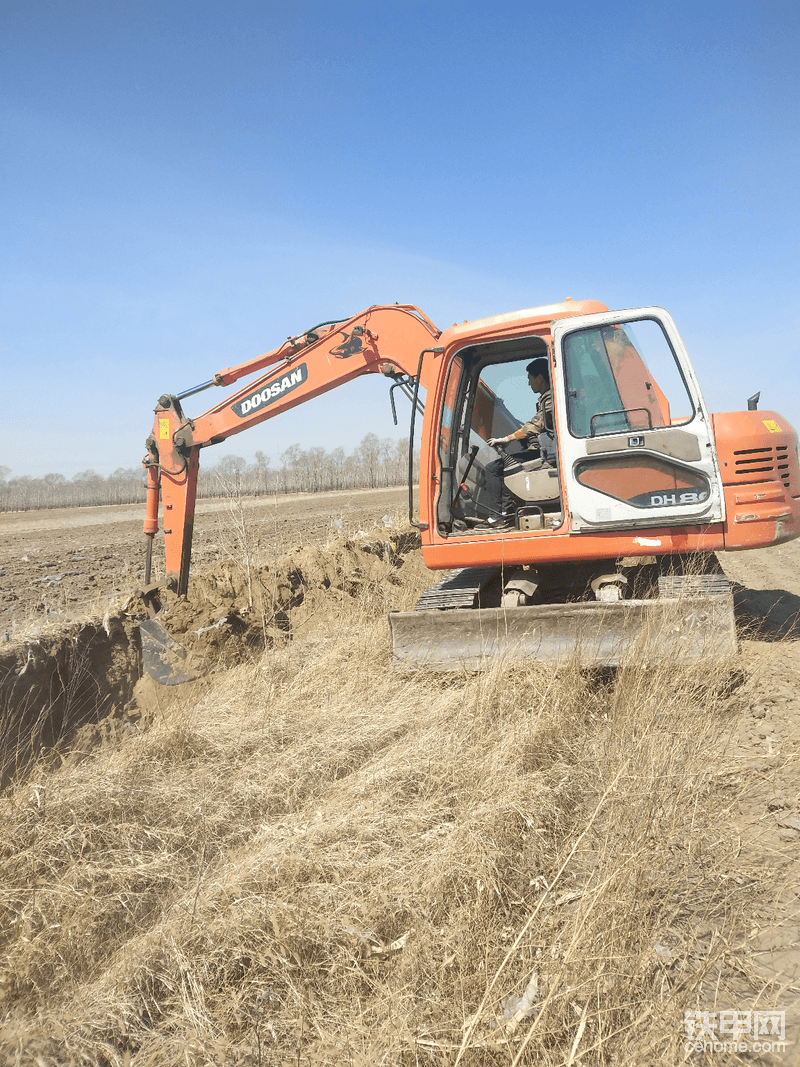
0 540 774 1066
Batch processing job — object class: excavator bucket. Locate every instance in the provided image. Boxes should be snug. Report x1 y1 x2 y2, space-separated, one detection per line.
389 573 737 671
139 619 210 686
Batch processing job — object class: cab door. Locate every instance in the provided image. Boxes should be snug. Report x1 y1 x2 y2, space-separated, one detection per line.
551 307 725 532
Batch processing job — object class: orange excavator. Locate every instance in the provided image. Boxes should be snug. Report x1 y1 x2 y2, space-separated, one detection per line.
142 299 800 675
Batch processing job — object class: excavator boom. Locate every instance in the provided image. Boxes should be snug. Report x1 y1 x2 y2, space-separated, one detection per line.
144 305 441 594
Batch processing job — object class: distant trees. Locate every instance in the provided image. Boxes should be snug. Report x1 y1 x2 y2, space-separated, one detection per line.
0 466 148 510
0 436 417 512
253 451 271 494
216 455 248 478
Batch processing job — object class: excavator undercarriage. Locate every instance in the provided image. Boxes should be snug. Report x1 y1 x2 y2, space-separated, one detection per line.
390 558 737 670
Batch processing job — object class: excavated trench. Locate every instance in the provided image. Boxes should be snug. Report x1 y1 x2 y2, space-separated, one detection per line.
0 533 425 788
0 613 141 788
6 528 790 789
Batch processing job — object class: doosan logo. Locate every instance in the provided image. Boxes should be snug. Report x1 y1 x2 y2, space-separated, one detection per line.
233 364 307 417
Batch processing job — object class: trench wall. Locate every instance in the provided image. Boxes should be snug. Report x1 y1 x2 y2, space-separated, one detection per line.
0 614 141 787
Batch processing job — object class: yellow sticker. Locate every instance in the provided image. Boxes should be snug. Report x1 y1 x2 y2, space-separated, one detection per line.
762 419 782 433
159 418 170 440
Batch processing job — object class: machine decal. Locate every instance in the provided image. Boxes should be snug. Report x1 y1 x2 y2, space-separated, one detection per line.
233 363 308 417
575 454 710 510
763 419 782 433
329 326 364 359
647 490 708 507
159 418 170 440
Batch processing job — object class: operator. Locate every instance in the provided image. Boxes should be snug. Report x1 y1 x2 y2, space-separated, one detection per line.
488 357 554 455
478 358 555 530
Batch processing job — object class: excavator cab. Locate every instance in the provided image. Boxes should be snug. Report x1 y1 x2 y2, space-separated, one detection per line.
551 309 723 532
436 337 564 533
430 308 725 541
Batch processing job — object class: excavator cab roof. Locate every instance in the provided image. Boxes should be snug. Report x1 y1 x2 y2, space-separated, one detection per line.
440 299 610 348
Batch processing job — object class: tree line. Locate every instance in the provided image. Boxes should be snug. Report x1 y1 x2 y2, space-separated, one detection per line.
0 435 414 512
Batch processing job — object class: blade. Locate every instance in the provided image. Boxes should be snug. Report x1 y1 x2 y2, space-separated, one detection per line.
389 596 737 671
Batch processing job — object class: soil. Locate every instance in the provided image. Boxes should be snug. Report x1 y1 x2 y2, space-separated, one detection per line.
0 487 428 788
0 486 411 637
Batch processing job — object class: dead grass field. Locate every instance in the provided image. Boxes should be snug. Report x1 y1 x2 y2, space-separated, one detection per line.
2 493 800 1065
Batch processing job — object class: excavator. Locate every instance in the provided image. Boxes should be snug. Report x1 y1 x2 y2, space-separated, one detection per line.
141 298 800 677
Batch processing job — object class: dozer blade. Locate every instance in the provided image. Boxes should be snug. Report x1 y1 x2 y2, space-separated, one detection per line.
139 619 210 685
389 596 737 671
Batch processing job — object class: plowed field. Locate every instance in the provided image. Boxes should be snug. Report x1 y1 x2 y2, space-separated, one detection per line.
0 486 409 635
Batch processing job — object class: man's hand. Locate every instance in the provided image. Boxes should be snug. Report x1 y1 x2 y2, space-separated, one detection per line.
487 436 509 448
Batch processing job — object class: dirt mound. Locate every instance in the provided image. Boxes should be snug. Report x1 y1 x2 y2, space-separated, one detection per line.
131 530 426 670
0 485 410 632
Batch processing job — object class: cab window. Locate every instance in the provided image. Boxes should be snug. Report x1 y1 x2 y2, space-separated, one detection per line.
563 319 693 437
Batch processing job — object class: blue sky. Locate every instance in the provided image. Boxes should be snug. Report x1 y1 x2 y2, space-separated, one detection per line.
2 0 799 478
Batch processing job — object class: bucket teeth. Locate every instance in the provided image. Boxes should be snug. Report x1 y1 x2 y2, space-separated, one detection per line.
139 619 209 686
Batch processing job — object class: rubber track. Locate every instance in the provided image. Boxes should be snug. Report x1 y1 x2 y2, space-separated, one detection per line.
413 567 501 611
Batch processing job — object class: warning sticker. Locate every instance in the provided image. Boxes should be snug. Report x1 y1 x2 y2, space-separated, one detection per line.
762 419 782 433
159 418 170 440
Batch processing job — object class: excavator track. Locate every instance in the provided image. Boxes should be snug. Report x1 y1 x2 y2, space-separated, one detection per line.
412 567 501 611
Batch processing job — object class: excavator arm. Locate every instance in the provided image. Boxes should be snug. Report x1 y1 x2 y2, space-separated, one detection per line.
143 304 441 594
